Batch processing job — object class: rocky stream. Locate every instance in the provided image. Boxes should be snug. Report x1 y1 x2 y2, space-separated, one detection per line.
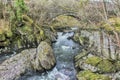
0 27 120 80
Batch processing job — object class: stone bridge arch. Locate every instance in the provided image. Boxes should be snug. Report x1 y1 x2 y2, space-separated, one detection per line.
49 13 81 27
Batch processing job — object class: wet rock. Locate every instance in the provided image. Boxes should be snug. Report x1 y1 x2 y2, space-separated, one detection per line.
0 41 56 80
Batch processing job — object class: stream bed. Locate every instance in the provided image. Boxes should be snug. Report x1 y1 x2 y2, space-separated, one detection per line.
1 28 117 80
20 31 80 80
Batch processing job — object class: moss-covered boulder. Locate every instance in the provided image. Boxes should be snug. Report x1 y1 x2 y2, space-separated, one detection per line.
36 41 56 70
0 41 56 80
85 56 102 66
85 56 117 73
75 55 120 73
97 60 116 73
77 70 111 80
75 50 120 80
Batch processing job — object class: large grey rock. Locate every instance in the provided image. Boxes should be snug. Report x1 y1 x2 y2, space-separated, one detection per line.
0 41 56 80
37 41 56 70
74 50 120 80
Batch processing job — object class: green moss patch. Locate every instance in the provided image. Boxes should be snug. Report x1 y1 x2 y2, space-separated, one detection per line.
113 61 120 71
100 17 120 33
85 56 102 66
84 56 119 73
51 15 81 27
5 30 13 38
0 34 5 41
97 60 116 73
77 70 111 80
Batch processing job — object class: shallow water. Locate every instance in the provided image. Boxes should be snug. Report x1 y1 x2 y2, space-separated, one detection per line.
21 31 80 80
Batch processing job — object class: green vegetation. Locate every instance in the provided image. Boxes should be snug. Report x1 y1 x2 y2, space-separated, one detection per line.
12 0 28 22
0 0 45 47
115 61 120 71
77 70 111 80
97 60 116 73
51 15 81 27
10 0 28 29
0 34 5 41
85 56 120 73
73 34 89 46
85 56 102 66
100 18 120 33
0 0 120 79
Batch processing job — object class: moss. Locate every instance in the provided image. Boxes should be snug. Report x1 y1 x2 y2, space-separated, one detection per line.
85 56 102 66
73 33 79 42
0 40 9 46
78 36 85 45
21 26 32 33
0 34 6 41
85 56 117 73
100 17 120 33
0 29 3 34
114 61 120 71
73 33 89 45
97 60 116 73
11 36 23 49
22 15 33 25
5 30 13 38
75 50 87 61
17 39 22 48
51 15 81 27
77 70 111 80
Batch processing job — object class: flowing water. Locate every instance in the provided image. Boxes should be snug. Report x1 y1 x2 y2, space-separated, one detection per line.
21 31 80 80
0 28 118 80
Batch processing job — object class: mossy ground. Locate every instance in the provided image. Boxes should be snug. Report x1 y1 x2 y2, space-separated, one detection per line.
77 70 111 80
85 56 119 73
85 56 102 66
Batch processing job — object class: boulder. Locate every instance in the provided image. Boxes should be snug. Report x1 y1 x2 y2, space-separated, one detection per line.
74 50 120 80
0 41 56 80
36 41 56 70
